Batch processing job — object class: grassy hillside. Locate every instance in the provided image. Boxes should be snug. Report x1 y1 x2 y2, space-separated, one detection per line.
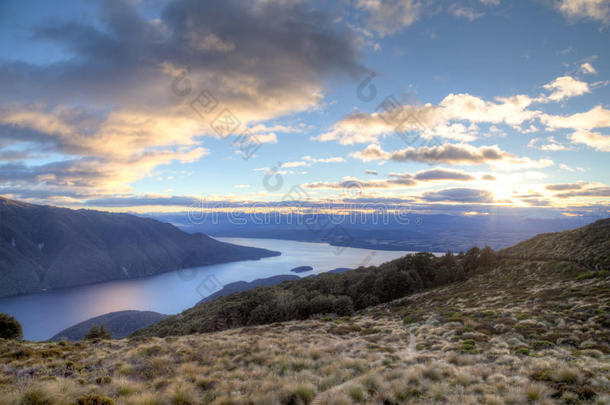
499 218 610 268
0 220 608 404
0 197 279 297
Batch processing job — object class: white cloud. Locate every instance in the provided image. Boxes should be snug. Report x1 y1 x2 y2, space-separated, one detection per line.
559 163 585 172
439 93 539 126
528 136 569 151
568 129 610 151
581 62 597 74
540 105 610 130
541 76 590 101
554 0 610 24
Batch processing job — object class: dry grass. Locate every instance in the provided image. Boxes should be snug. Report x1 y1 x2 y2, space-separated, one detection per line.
1 260 608 404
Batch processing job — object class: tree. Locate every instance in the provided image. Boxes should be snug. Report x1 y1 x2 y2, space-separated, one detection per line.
99 324 113 339
0 313 23 340
86 324 113 340
333 296 354 316
478 246 496 268
85 325 100 340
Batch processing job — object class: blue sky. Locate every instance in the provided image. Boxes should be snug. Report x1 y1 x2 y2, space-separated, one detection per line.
0 0 608 217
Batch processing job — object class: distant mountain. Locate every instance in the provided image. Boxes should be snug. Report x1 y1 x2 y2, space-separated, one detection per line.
147 211 596 252
0 197 280 297
200 274 299 303
499 218 610 268
50 310 169 341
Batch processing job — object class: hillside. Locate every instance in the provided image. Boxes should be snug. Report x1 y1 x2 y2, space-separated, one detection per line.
0 220 608 404
50 311 169 341
499 218 610 268
0 197 279 297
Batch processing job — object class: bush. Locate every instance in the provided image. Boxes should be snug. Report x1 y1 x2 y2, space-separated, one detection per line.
71 394 115 405
85 324 112 340
0 313 23 340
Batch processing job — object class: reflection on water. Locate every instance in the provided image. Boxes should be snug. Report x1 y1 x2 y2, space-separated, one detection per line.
0 238 418 341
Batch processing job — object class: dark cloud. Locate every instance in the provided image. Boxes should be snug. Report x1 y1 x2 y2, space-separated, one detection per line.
353 143 553 169
413 169 475 181
556 187 610 198
421 188 494 203
0 0 363 113
545 183 586 191
0 0 363 201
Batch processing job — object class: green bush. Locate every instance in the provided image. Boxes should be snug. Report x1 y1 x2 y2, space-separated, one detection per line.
0 313 23 340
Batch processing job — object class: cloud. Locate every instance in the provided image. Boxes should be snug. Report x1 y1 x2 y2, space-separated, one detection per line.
412 168 475 181
568 129 610 151
351 143 554 170
282 156 346 168
0 146 207 200
581 62 597 74
480 0 500 5
318 74 602 147
554 0 610 24
304 168 476 190
528 136 569 151
449 5 485 20
365 169 378 175
421 188 494 203
559 163 585 172
556 187 610 198
541 76 590 101
546 183 586 191
540 105 610 130
482 174 496 181
355 0 423 37
439 93 539 126
0 0 363 200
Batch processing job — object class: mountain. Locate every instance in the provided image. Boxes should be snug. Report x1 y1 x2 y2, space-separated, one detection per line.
49 310 169 341
0 197 279 297
2 219 608 404
148 211 596 251
199 275 299 303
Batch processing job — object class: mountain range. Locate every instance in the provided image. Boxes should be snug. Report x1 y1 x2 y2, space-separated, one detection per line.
0 197 279 297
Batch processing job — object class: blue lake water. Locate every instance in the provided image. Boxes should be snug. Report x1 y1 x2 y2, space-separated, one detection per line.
0 238 420 341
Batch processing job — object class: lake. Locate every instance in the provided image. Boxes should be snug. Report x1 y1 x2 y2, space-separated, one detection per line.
0 238 422 341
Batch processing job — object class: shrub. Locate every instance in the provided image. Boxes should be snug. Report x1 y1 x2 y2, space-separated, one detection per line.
281 384 315 405
71 394 115 405
20 386 55 405
514 347 531 356
0 313 23 340
85 324 113 340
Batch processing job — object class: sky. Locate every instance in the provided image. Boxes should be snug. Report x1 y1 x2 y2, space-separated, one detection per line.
0 0 609 218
